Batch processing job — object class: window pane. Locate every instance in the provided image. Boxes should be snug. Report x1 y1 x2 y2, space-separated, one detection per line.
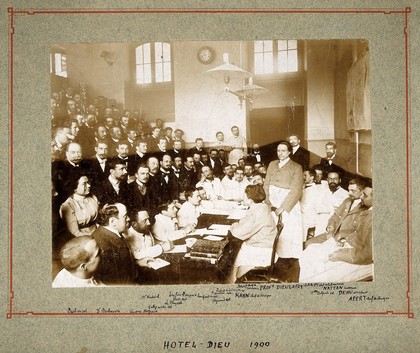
50 54 53 73
155 42 163 63
143 43 151 64
163 62 171 82
55 53 61 74
263 40 273 52
144 63 152 83
288 49 298 72
137 65 144 84
136 46 143 64
155 62 163 82
278 51 288 73
163 43 171 62
254 40 264 53
254 52 264 74
278 40 287 51
263 52 273 73
288 40 297 50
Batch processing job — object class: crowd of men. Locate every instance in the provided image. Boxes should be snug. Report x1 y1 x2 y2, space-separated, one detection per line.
51 87 373 286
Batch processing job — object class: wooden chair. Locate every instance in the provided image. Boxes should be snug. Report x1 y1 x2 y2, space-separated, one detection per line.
237 217 284 283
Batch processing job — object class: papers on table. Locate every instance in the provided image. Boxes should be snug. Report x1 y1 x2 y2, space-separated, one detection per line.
148 258 170 270
188 228 229 237
208 224 231 231
203 235 224 241
200 208 231 216
164 244 187 253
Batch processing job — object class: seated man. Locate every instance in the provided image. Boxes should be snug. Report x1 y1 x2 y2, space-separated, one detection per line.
152 201 194 242
313 171 348 236
91 203 137 285
177 187 201 229
126 210 173 265
222 167 250 202
52 235 103 287
299 184 373 283
196 166 224 201
300 168 322 241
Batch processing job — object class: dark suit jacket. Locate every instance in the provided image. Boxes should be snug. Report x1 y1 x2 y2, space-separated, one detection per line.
155 169 179 204
208 157 224 179
91 226 137 285
127 181 156 216
78 124 96 158
320 155 351 189
84 156 110 186
94 177 130 207
179 166 196 191
291 146 310 171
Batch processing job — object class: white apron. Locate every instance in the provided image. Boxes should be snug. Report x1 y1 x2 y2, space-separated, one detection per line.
269 185 304 259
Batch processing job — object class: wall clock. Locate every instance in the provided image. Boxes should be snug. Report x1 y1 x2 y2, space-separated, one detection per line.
197 46 215 65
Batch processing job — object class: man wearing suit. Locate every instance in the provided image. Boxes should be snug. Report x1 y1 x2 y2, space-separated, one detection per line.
155 154 179 205
78 114 97 158
94 158 129 206
52 142 89 204
208 148 224 179
86 140 110 186
91 203 137 285
289 134 310 172
127 163 156 217
130 139 149 178
179 156 196 192
320 141 350 188
188 138 205 156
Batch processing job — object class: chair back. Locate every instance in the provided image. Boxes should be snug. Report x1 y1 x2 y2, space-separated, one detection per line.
269 218 284 268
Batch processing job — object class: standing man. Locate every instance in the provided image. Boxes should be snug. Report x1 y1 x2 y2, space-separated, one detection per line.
92 203 137 285
289 134 310 172
320 141 350 188
226 126 247 165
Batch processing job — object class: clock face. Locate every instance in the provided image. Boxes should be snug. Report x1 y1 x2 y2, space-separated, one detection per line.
197 46 215 64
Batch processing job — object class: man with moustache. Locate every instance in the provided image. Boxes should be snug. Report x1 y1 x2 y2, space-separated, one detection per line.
299 182 373 282
196 166 224 201
127 163 155 217
289 134 310 172
179 156 196 192
156 154 179 205
86 140 110 185
313 171 349 236
94 158 129 206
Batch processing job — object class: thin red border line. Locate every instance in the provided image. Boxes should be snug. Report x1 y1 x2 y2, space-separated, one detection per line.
8 311 411 317
6 6 413 319
404 7 413 319
10 8 409 15
7 6 15 321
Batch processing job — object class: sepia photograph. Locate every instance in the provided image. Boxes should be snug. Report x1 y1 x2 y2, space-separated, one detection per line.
51 39 373 287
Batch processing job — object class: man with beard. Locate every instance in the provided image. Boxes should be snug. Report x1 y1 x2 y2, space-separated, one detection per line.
116 140 135 183
94 158 129 206
313 171 348 236
179 156 196 192
299 182 373 282
221 164 235 191
108 127 122 157
126 210 173 265
208 148 224 179
156 154 179 205
320 141 350 189
92 203 137 285
289 134 310 172
196 165 223 201
306 175 367 247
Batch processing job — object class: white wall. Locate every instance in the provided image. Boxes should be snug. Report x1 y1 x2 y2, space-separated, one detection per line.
306 40 336 156
172 41 247 144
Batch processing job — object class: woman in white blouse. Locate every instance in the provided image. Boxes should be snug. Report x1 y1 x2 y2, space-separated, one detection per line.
60 175 99 237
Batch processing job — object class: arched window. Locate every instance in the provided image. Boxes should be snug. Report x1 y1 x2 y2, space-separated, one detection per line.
136 42 172 84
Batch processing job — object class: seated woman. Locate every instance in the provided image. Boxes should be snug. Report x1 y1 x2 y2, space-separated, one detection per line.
59 174 99 237
227 184 278 284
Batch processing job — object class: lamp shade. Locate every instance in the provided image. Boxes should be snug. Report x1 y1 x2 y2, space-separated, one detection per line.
234 83 268 98
206 63 252 84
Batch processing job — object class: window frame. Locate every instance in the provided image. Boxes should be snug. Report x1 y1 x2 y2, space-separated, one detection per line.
135 41 173 86
251 40 303 79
